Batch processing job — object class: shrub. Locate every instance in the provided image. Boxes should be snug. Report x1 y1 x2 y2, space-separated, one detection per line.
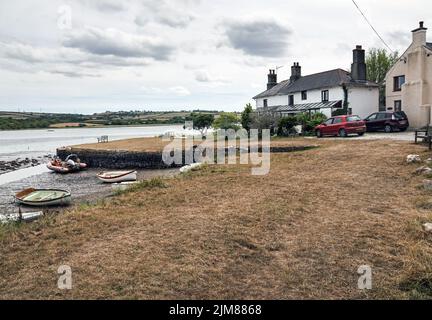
277 116 297 136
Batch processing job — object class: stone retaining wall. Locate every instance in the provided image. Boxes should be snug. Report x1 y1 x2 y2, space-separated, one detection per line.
57 145 318 169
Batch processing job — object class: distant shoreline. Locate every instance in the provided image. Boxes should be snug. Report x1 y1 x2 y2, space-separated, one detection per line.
0 123 184 132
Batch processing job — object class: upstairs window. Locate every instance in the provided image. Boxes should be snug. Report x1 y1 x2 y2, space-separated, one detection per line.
321 90 329 102
301 91 307 100
288 95 294 106
393 76 405 91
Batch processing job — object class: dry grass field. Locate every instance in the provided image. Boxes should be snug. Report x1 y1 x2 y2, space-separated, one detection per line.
1 138 432 299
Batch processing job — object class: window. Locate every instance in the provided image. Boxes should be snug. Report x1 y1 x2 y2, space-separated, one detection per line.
377 113 387 120
394 100 402 112
321 90 329 102
263 99 268 108
333 118 343 124
301 91 307 100
366 113 377 121
393 76 405 91
324 118 334 125
347 116 361 122
288 95 294 106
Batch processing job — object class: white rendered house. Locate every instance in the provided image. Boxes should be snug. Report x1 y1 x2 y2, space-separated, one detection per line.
253 46 379 119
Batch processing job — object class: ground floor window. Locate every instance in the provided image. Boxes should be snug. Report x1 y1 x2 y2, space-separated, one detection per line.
263 99 268 108
394 100 402 112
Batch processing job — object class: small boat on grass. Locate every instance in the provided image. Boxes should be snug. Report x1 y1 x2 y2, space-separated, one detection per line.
97 170 137 183
179 163 203 173
15 188 71 207
0 211 44 224
111 181 139 192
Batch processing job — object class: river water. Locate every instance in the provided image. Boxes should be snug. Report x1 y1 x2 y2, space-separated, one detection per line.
0 125 183 162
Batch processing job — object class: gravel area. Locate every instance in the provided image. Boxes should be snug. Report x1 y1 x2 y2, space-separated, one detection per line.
0 168 179 215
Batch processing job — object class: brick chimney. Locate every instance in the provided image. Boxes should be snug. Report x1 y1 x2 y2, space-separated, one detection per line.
267 69 277 90
412 21 427 47
351 45 367 82
290 62 301 82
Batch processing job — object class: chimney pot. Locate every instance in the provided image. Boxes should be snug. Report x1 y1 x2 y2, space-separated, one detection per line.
420 21 424 28
267 69 277 90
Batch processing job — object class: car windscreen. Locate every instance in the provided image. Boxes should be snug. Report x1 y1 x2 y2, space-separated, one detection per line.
347 116 361 122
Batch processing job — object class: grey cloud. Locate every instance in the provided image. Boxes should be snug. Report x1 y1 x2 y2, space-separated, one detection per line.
136 0 196 28
63 27 175 61
387 31 411 49
223 19 292 57
79 0 127 12
0 40 151 78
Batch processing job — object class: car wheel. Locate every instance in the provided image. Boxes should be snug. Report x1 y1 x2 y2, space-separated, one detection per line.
358 132 365 136
316 130 322 138
384 124 393 133
339 128 347 138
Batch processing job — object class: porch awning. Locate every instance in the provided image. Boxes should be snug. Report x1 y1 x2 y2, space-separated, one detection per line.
275 100 342 113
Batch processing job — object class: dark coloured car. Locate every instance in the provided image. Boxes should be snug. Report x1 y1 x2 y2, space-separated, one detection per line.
315 115 366 138
364 111 409 133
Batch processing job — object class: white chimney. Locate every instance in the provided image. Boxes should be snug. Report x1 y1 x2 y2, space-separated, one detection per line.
412 21 427 47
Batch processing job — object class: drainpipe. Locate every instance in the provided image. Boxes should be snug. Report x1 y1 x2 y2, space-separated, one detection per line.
343 85 349 115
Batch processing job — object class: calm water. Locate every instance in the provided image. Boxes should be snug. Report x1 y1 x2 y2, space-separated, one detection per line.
0 125 182 161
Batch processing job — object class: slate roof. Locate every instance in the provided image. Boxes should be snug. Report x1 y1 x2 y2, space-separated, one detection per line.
426 42 432 50
253 68 379 99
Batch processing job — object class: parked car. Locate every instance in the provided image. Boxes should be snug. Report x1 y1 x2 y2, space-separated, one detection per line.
363 111 409 133
315 115 366 138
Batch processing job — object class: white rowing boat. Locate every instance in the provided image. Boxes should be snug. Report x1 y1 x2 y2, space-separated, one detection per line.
97 170 137 183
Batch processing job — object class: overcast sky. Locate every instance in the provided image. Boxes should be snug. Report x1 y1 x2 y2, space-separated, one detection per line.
0 0 429 114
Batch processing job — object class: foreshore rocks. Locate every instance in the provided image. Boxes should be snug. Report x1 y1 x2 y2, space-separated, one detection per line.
0 156 49 174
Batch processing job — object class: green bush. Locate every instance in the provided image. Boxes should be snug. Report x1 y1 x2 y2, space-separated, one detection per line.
277 116 297 136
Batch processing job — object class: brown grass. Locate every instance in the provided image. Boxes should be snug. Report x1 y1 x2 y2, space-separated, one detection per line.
72 137 171 152
1 138 432 299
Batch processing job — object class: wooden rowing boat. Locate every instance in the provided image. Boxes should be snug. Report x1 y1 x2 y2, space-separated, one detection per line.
15 188 71 207
97 170 137 183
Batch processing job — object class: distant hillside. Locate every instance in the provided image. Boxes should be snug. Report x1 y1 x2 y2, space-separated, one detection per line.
0 110 222 130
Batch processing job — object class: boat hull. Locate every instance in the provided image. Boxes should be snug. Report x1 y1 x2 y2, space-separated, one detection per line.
47 162 87 174
97 171 137 183
15 189 72 207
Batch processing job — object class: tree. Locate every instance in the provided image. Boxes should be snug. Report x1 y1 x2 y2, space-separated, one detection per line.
241 103 254 131
366 48 399 107
187 112 215 136
212 112 240 131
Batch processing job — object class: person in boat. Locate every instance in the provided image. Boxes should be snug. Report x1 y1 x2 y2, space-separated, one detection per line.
51 157 63 168
65 154 82 171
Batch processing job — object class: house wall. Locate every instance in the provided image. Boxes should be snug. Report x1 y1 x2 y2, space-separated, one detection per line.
347 87 379 118
255 87 344 112
385 28 432 128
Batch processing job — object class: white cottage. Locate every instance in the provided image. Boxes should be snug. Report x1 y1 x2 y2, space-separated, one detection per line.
253 46 379 119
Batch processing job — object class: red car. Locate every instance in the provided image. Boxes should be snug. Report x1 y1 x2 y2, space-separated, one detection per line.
315 115 366 138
